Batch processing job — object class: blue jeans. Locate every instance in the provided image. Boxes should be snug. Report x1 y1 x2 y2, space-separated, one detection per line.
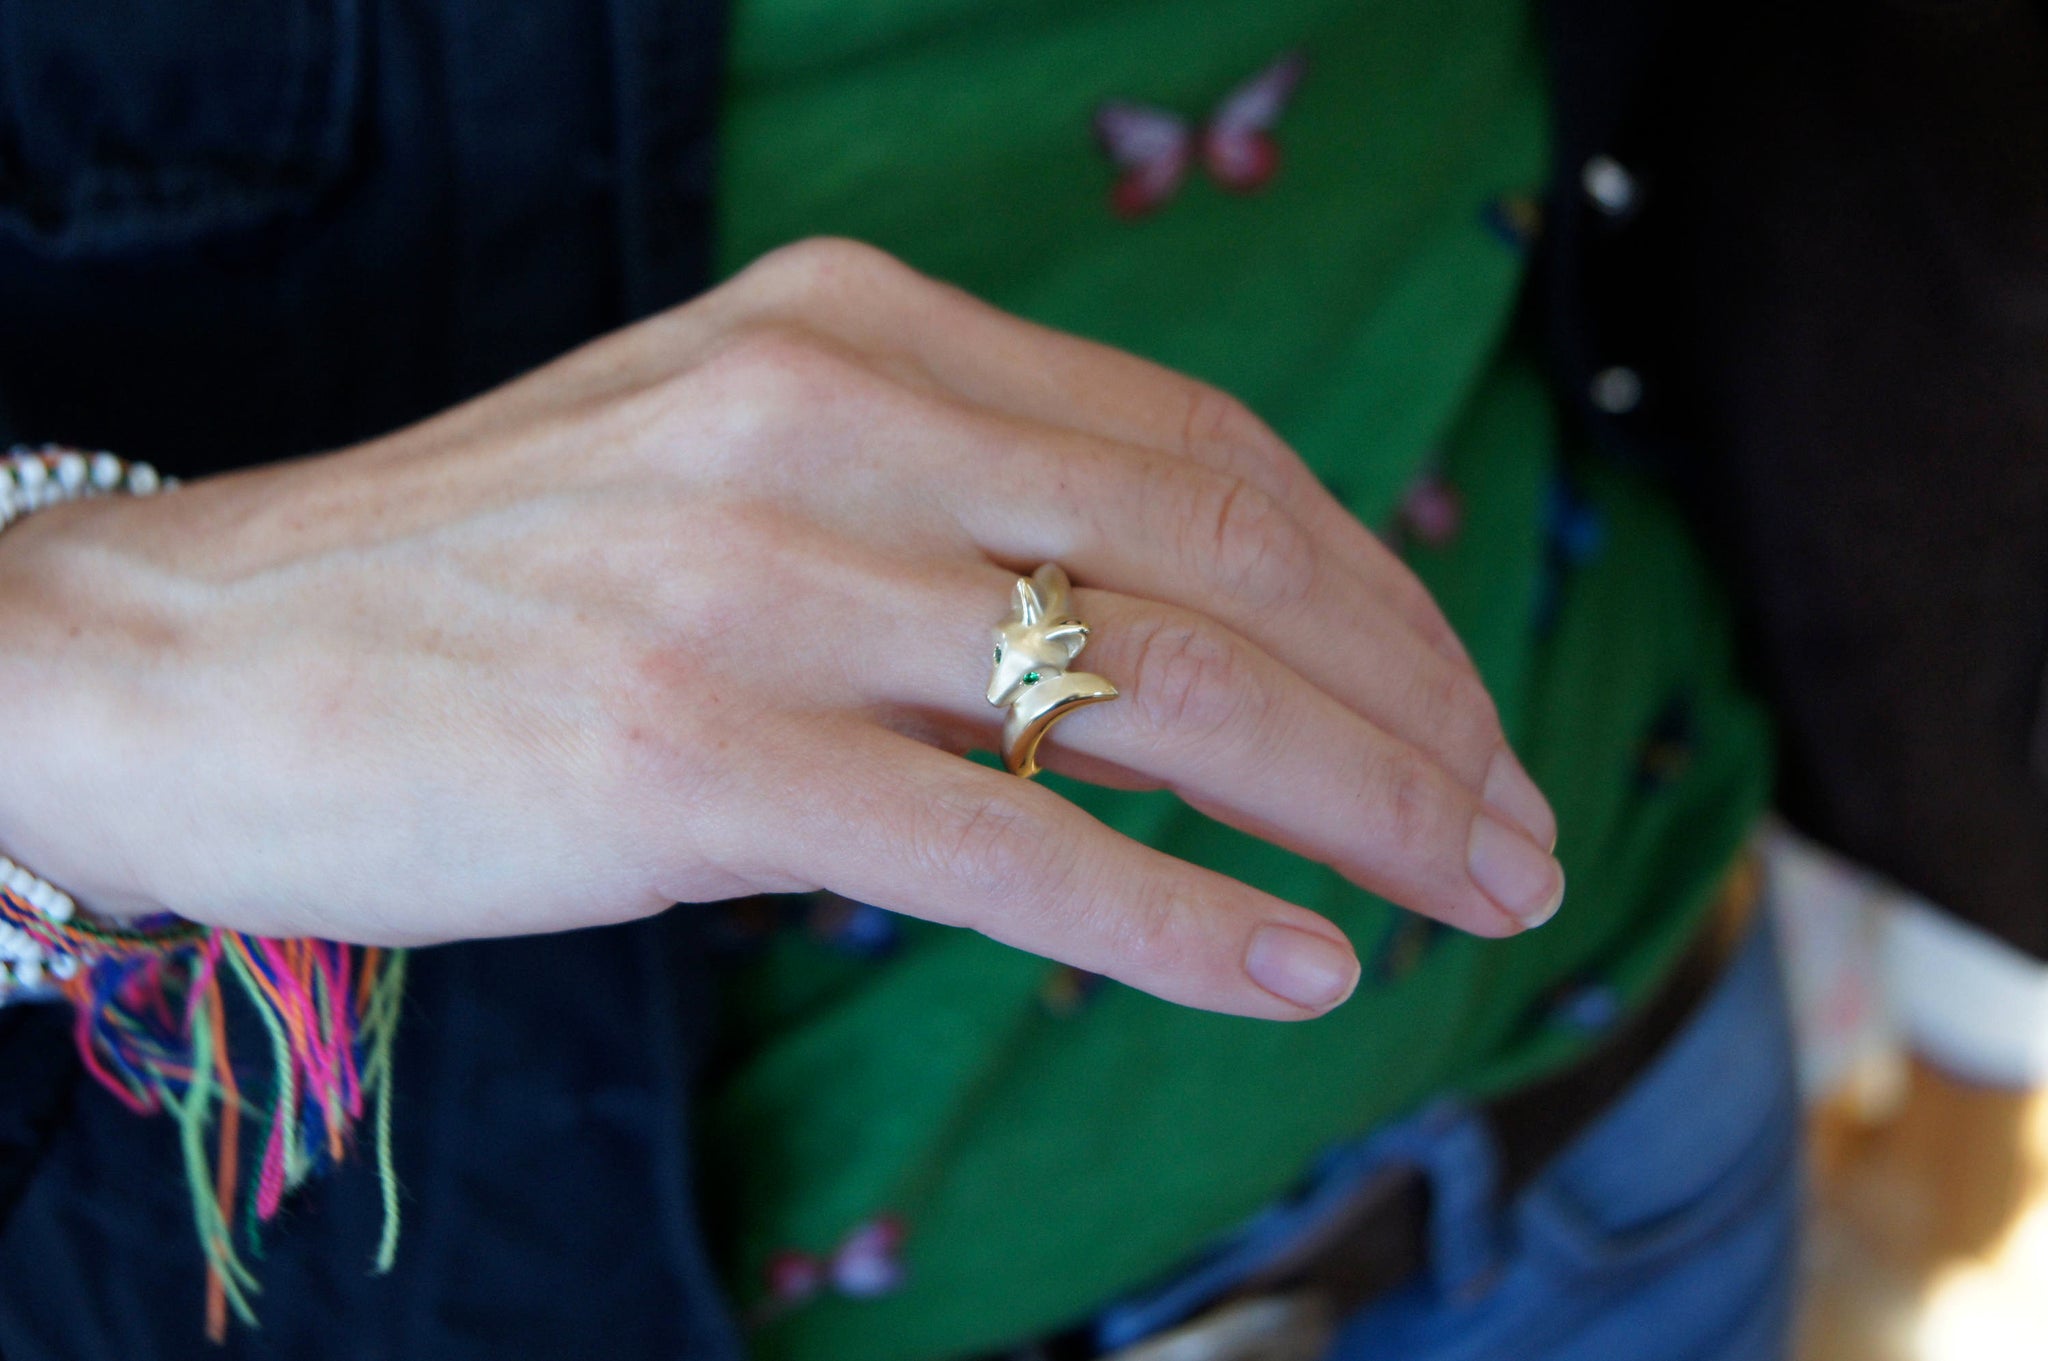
1 916 1798 1361
1096 919 1803 1361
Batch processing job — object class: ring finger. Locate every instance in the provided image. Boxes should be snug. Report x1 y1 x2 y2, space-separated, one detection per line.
886 562 1566 938
905 413 1555 850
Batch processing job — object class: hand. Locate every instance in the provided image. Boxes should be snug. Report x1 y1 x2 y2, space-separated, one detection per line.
0 238 1561 1020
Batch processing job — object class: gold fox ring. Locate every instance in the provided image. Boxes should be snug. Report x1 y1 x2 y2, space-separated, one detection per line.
986 563 1121 779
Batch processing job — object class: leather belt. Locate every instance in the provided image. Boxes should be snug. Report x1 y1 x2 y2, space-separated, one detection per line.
985 859 1761 1361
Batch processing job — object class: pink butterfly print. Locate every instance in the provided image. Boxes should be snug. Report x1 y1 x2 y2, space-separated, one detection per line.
765 1216 908 1306
1092 51 1308 218
1398 472 1464 547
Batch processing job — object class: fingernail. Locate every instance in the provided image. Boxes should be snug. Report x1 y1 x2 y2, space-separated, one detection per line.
1246 924 1361 1012
1467 812 1566 928
1484 748 1557 852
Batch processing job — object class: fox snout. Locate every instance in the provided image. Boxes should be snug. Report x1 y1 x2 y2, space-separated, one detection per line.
987 631 1057 706
987 620 1091 707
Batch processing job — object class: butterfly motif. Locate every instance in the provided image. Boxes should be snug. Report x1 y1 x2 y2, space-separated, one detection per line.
1092 51 1308 218
764 1216 908 1306
1396 470 1464 549
1039 963 1108 1017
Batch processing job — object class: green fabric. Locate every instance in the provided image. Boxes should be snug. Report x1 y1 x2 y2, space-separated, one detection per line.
705 3 1773 1360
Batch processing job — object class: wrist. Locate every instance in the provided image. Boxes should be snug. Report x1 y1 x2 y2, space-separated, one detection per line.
0 455 182 920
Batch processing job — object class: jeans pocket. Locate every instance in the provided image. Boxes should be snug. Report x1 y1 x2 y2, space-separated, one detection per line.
0 0 360 256
1513 1092 1798 1286
1512 925 1802 1285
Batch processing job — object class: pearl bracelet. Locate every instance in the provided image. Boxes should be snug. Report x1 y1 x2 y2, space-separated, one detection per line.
0 855 82 998
0 441 167 531
0 443 172 1002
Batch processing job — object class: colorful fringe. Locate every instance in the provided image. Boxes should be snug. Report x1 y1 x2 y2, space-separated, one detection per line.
0 886 407 1342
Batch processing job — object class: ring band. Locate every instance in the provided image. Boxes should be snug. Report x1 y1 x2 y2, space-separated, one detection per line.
987 563 1120 779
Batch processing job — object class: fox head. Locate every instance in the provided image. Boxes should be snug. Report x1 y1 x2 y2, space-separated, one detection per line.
987 575 1090 707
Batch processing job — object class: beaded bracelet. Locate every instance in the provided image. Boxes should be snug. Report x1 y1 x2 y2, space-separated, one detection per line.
0 444 181 1003
0 854 209 1001
0 444 406 1341
0 441 165 532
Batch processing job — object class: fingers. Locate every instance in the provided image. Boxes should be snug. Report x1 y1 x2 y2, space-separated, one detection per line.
693 243 1563 941
724 717 1362 1020
724 236 1473 666
884 565 1564 938
657 323 1513 846
918 419 1555 850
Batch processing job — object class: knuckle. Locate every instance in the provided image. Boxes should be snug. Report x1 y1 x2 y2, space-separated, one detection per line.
1074 877 1187 978
688 322 874 434
1368 747 1443 862
1179 383 1300 487
1379 560 1463 652
914 791 1069 907
739 236 919 304
708 320 837 384
1411 666 1503 755
1190 473 1318 612
1179 384 1260 462
1126 615 1264 743
1408 594 1464 655
1421 612 1466 660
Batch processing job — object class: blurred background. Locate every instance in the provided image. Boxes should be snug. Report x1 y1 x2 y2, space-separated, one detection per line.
1766 825 2048 1361
1583 5 2048 1353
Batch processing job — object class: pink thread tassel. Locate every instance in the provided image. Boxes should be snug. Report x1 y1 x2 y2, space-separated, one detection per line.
0 883 411 1343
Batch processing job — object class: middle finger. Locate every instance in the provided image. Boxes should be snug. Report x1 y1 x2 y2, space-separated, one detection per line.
904 408 1556 849
882 560 1566 938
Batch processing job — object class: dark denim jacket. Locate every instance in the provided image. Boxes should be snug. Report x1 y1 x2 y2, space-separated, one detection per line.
0 0 720 468
0 3 742 1356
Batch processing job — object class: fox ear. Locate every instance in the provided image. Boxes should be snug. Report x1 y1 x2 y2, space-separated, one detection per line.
1014 578 1046 626
1043 621 1089 660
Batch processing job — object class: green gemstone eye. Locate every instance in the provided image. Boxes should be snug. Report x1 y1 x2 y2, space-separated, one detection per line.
1023 671 1042 685
994 645 1003 662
